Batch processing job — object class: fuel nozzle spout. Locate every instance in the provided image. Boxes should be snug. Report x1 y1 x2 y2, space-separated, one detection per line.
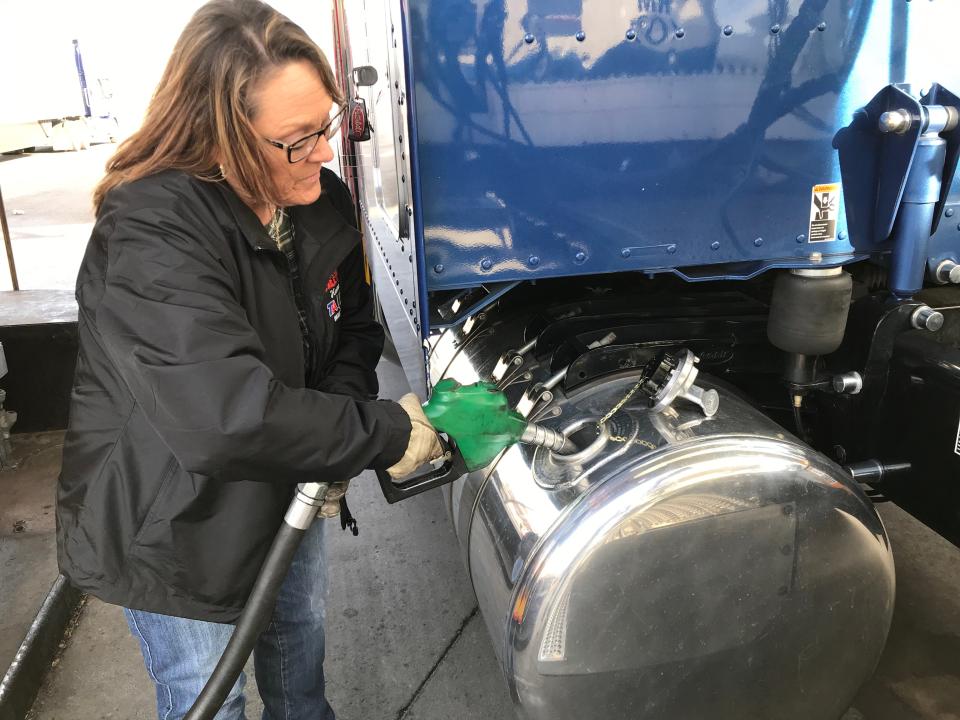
520 422 576 454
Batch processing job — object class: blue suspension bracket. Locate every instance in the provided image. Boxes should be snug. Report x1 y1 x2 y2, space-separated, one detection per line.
835 83 960 297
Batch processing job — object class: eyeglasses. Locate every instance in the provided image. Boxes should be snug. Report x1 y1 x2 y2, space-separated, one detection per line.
263 105 347 163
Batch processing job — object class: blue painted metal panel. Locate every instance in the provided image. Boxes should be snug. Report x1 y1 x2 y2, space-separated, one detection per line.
403 0 960 290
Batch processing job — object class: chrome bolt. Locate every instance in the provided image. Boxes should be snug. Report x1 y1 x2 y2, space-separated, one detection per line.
935 259 960 284
879 109 912 134
832 372 863 395
911 305 945 332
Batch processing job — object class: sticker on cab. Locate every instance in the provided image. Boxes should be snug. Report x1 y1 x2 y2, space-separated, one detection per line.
809 183 841 243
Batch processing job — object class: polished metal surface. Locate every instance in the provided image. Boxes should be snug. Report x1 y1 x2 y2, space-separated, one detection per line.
431 317 895 720
832 370 864 395
911 305 945 332
646 349 719 418
519 423 573 455
340 0 429 397
845 460 912 484
283 482 330 530
879 109 911 135
935 259 960 284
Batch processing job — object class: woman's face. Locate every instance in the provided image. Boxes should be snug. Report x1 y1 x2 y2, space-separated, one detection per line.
250 60 337 211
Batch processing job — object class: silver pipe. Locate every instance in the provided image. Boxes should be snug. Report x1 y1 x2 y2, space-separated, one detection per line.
521 423 576 454
844 461 911 484
283 481 330 530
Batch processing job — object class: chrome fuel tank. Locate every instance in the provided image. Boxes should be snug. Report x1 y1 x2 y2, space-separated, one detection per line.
430 319 894 720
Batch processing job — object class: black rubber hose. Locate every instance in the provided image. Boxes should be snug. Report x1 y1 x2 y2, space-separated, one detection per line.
184 522 307 720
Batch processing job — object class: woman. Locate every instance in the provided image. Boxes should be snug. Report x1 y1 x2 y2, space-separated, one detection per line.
56 1 441 718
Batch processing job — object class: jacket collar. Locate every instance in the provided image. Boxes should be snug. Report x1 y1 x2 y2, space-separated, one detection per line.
214 181 275 252
290 195 360 276
213 180 360 272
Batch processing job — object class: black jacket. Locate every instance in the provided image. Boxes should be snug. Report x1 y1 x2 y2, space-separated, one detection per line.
57 168 410 622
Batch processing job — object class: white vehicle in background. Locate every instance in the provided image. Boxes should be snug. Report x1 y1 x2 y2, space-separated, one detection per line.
0 31 118 155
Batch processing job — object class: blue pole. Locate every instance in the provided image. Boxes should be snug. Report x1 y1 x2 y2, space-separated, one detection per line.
889 134 947 297
72 39 91 117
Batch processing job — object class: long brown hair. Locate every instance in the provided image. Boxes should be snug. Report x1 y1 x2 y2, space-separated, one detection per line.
93 0 343 213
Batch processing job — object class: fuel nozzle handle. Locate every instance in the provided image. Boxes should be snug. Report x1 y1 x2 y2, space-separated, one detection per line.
424 378 575 470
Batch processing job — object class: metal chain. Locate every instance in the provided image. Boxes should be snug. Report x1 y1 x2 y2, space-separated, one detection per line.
598 372 656 449
598 376 646 427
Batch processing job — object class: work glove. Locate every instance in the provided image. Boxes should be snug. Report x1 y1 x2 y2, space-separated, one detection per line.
318 480 349 519
387 393 444 479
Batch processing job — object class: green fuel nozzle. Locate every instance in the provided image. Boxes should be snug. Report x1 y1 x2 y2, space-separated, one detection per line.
423 379 573 471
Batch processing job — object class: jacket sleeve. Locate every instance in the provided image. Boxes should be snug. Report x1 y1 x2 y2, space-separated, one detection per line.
93 205 410 483
315 243 384 400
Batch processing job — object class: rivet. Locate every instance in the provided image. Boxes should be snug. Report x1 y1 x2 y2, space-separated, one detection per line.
576 31 585 42
404 298 409 305
481 258 493 271
817 21 827 31
621 248 631 258
406 206 413 216
753 237 764 247
711 241 720 250
409 309 414 316
947 208 955 218
675 28 685 39
398 135 403 143
771 24 781 34
838 230 848 241
434 264 444 274
524 33 534 44
528 255 540 267
796 234 806 243
574 251 586 263
722 25 734 37
667 244 677 254
626 28 637 41
398 92 405 105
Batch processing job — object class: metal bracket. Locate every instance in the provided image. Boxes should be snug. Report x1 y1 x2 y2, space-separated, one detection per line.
429 281 521 330
835 83 960 247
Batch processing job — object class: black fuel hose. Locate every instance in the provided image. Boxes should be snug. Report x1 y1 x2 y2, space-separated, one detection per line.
183 521 307 720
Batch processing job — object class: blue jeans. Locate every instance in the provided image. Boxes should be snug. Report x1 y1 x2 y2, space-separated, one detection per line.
124 519 335 720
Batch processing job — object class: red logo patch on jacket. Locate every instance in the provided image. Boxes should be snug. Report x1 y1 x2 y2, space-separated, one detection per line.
326 271 341 321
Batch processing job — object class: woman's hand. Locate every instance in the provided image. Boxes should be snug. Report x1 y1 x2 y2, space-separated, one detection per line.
318 480 350 518
387 393 443 479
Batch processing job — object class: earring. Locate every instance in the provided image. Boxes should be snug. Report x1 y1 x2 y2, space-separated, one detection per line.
218 164 227 180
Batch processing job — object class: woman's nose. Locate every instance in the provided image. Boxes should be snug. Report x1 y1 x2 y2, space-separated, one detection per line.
309 135 335 164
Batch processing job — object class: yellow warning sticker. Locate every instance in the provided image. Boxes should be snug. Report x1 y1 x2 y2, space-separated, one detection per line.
809 183 841 243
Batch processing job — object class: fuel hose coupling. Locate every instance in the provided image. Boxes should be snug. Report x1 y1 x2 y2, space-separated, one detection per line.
521 423 577 454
